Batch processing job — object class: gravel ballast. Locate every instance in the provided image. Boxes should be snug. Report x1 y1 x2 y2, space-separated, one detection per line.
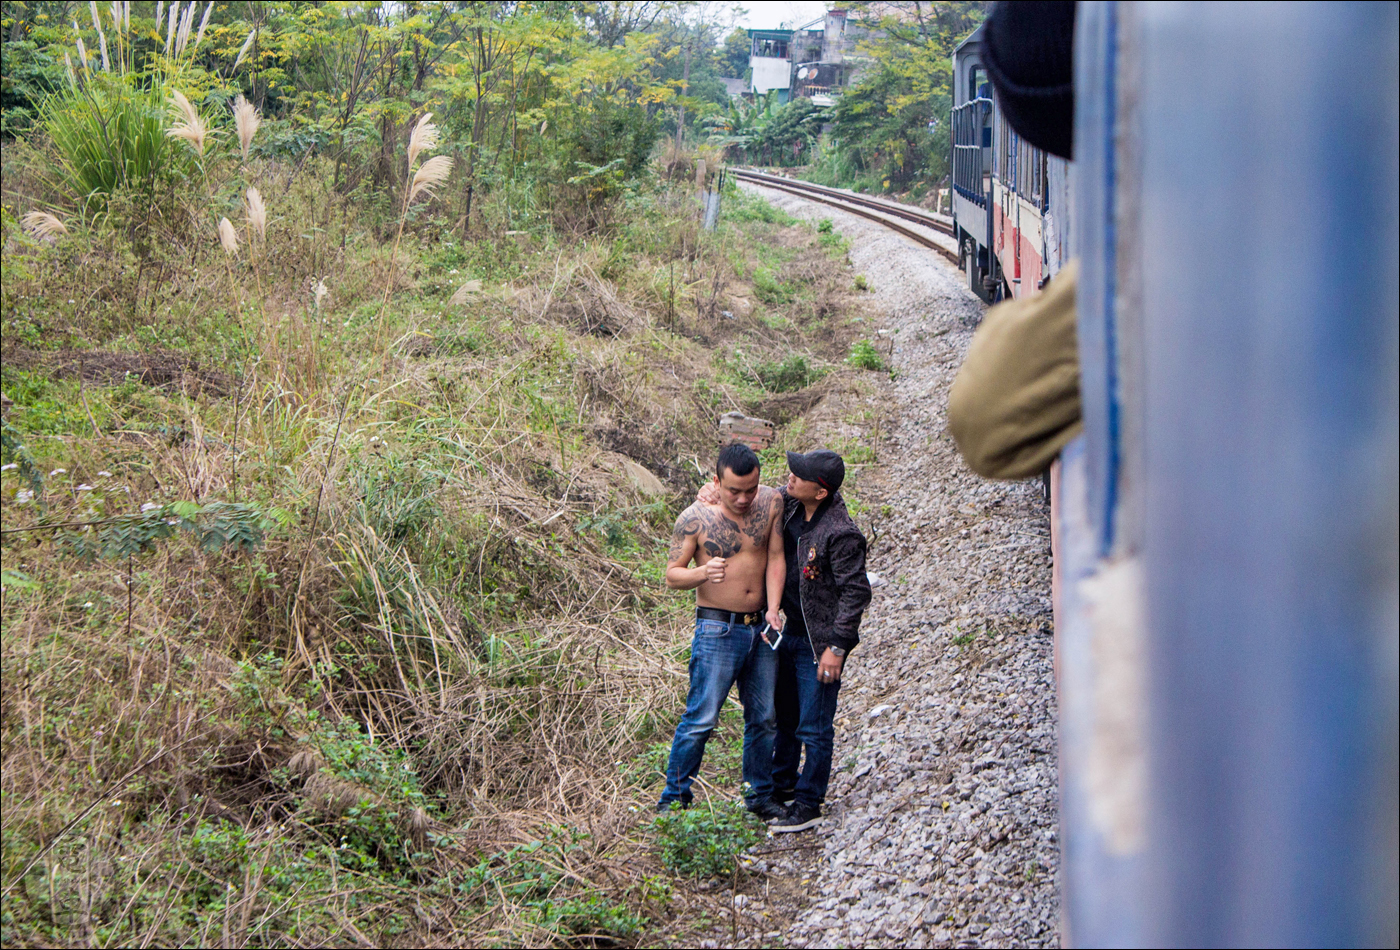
718 183 1061 949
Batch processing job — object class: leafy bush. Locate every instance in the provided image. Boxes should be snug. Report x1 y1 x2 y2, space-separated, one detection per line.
457 830 647 940
654 801 765 879
752 267 793 304
53 501 280 561
753 354 825 392
847 339 888 372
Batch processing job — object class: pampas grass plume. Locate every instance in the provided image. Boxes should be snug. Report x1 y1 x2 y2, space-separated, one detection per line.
194 0 212 49
233 28 256 70
164 2 176 53
245 186 266 239
233 94 260 162
408 155 453 204
407 112 440 169
22 211 69 242
168 88 209 155
218 216 239 255
449 279 482 306
175 2 194 57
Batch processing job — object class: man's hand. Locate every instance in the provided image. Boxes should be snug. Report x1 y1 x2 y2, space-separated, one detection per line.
817 647 845 684
704 557 727 583
697 481 720 505
766 608 783 633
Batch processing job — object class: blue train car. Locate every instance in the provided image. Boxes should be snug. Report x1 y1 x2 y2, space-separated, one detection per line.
1051 2 1397 946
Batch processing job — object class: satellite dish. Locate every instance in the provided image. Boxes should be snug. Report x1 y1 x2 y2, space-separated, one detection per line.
797 67 809 80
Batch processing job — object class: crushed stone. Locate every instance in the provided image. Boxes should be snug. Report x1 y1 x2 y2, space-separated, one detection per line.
704 182 1061 949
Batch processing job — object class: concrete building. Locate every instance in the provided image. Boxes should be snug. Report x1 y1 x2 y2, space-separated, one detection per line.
747 10 866 105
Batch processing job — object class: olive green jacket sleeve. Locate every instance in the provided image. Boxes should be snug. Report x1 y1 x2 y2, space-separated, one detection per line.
948 259 1082 480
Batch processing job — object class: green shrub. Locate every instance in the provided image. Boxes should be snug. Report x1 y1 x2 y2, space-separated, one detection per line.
458 829 647 940
818 222 848 253
847 339 887 372
752 353 825 392
654 801 764 879
752 267 793 304
854 274 869 291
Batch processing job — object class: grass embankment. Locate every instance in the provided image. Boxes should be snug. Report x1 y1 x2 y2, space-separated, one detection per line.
1 151 885 946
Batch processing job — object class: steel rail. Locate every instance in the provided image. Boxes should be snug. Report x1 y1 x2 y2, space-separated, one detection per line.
732 169 961 266
735 168 956 235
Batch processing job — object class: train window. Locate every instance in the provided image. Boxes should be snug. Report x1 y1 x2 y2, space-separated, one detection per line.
969 65 984 101
998 115 1011 179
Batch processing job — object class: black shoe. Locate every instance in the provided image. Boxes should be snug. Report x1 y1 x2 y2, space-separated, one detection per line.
746 798 787 822
770 803 823 833
775 787 796 807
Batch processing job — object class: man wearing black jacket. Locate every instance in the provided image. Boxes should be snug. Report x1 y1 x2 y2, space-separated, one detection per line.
769 449 872 832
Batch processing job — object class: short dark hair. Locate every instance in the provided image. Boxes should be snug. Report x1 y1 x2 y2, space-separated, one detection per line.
716 443 760 479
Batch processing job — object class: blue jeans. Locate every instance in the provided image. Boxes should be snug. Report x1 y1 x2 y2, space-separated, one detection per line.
772 633 842 809
659 617 778 807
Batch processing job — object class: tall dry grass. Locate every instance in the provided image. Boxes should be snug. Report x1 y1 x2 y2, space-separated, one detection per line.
2 125 871 945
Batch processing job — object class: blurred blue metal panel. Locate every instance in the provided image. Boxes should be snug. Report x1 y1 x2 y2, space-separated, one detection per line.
1074 1 1122 558
1136 3 1399 947
1055 435 1148 948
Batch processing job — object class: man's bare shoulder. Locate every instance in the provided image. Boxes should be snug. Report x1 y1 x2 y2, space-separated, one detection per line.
673 501 714 535
757 486 784 518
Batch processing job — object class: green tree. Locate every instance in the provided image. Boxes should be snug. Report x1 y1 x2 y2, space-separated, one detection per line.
818 1 985 191
717 27 749 79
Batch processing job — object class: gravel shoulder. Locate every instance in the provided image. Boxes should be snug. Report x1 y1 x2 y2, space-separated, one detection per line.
710 183 1061 950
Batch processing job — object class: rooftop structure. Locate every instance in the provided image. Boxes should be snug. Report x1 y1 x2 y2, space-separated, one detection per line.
747 9 865 105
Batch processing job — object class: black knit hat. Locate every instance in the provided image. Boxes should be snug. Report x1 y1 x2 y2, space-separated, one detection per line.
983 1 1077 160
787 450 845 494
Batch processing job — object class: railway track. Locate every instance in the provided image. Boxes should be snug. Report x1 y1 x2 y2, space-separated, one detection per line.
732 168 962 266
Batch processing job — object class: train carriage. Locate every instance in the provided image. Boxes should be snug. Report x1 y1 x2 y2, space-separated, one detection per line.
951 24 1071 303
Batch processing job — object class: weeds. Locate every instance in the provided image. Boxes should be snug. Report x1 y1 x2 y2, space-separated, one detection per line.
847 339 889 372
2 112 878 944
653 802 765 880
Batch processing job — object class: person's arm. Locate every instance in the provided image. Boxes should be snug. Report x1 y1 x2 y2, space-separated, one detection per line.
827 533 873 651
665 505 722 590
765 494 785 631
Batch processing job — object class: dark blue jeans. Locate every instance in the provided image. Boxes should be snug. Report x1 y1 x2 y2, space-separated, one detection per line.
772 633 842 809
659 616 778 807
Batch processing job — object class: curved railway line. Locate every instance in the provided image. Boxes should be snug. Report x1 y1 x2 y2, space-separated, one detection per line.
732 168 962 267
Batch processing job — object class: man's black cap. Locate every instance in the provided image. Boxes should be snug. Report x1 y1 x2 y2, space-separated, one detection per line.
787 449 845 494
983 1 1077 160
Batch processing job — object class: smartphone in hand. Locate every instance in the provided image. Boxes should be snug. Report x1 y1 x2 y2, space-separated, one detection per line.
760 623 783 651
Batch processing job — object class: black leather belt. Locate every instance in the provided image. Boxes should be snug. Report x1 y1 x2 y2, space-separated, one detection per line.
696 607 763 626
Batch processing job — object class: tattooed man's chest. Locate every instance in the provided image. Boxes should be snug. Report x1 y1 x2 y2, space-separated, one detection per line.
674 503 771 561
699 511 767 560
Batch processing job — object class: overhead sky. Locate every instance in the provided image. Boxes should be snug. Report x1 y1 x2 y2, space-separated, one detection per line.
734 2 833 32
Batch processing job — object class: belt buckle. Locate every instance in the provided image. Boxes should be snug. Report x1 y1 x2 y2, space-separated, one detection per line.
743 612 759 625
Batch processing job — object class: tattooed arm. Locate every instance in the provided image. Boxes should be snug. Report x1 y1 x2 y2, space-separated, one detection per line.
764 492 785 630
666 504 720 590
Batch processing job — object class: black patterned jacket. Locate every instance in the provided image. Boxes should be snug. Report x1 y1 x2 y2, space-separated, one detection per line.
781 488 872 659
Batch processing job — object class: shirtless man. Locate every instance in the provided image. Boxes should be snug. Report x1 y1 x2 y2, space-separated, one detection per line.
657 443 787 819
